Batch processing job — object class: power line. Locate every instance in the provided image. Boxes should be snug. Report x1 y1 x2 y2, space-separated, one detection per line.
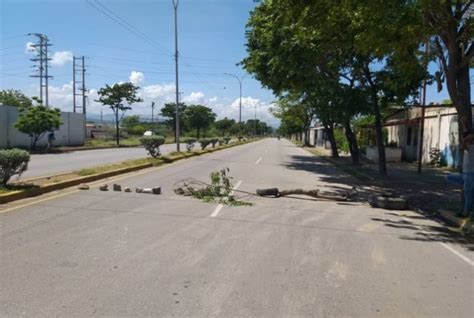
85 0 173 57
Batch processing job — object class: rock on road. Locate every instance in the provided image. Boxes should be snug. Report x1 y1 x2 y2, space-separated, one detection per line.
1 138 473 317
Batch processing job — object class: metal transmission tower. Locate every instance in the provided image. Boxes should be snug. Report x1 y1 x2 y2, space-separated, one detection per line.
28 33 52 107
72 56 87 115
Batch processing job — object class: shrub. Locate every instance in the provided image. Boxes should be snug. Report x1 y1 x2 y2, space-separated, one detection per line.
200 138 211 150
210 137 219 148
0 148 30 185
223 137 231 145
127 125 146 136
140 136 165 158
184 137 197 152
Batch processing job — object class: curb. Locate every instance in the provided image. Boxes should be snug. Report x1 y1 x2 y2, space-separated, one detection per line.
0 139 260 204
438 209 473 232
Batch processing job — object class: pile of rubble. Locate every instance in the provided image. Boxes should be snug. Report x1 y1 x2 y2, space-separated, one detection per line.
77 183 161 195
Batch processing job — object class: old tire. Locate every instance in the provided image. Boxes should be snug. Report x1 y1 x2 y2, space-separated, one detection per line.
256 188 280 197
368 193 408 210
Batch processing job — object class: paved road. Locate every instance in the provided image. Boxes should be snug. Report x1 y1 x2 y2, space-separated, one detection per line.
21 143 187 180
1 139 473 317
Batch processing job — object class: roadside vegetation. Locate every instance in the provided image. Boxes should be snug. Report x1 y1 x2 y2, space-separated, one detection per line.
242 0 472 177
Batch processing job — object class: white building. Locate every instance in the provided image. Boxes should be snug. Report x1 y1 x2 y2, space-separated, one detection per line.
385 105 474 167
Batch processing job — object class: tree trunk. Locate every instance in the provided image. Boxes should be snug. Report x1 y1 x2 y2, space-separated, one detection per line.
372 93 387 176
303 130 310 146
197 128 200 139
324 124 339 158
115 110 120 147
344 119 360 165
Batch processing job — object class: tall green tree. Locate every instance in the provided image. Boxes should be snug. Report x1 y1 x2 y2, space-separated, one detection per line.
242 0 427 173
183 105 216 138
214 117 236 136
160 102 187 140
14 105 62 150
0 89 33 108
96 82 142 146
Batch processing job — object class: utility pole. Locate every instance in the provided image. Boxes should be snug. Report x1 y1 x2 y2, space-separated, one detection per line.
224 73 247 140
417 42 429 174
29 33 52 106
172 0 180 151
254 104 257 137
151 101 155 133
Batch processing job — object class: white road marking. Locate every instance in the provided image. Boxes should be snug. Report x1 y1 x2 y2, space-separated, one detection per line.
210 180 242 217
210 204 224 218
439 242 474 267
400 217 474 267
255 157 263 165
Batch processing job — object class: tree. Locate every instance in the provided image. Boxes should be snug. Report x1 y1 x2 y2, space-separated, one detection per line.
272 94 317 147
0 89 33 108
183 105 216 138
122 115 140 131
160 102 187 140
96 83 142 146
14 105 62 150
214 117 236 136
390 0 473 165
242 0 426 173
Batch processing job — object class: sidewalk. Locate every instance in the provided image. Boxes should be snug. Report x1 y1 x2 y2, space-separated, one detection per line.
305 147 470 230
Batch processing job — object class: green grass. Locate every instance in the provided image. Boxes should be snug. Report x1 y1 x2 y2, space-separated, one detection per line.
75 157 163 176
0 184 38 195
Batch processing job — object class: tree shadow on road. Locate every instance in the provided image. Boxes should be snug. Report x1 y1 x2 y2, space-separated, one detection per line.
371 217 474 252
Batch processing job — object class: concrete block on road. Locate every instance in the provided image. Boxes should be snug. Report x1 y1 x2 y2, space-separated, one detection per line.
77 183 89 190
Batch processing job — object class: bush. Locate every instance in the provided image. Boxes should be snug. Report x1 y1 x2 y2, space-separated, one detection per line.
127 125 146 136
210 137 219 148
184 137 197 152
200 138 211 150
223 137 231 145
140 136 165 158
0 148 30 185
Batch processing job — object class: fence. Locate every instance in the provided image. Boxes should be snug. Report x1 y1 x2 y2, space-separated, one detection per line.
0 105 85 148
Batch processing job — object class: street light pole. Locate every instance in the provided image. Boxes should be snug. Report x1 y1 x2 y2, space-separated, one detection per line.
151 101 155 133
254 103 257 137
172 0 180 151
224 73 247 140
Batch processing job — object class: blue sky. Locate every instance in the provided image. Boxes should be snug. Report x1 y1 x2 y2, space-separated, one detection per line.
0 0 467 126
1 0 277 124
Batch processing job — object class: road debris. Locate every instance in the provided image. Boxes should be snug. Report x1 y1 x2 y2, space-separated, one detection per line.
113 184 122 191
174 168 251 206
99 184 108 191
124 187 132 192
77 183 89 190
256 187 357 201
136 187 161 194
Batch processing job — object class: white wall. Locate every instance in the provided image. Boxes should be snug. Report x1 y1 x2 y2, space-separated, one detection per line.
0 105 85 148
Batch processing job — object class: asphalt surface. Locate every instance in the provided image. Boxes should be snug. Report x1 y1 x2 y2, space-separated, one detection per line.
1 138 473 317
21 143 186 180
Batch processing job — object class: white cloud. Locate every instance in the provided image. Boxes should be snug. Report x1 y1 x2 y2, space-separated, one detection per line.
141 83 175 100
129 71 145 85
182 91 205 104
25 42 35 54
50 51 73 66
